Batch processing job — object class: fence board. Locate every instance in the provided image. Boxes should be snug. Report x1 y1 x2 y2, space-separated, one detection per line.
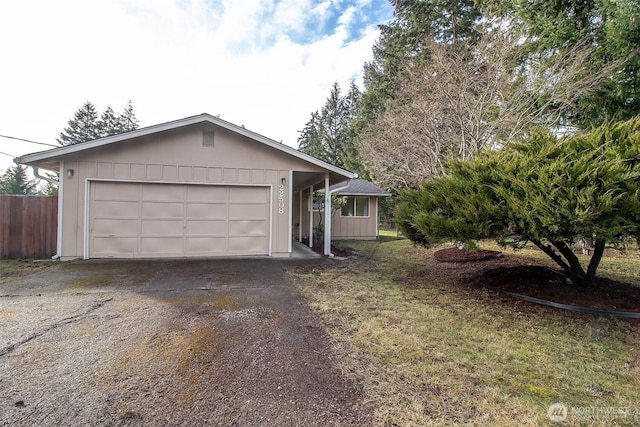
0 195 57 259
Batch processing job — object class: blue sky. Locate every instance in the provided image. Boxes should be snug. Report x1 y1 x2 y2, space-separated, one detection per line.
0 0 393 172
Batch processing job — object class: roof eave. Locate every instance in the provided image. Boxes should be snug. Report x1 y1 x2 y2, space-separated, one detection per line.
14 113 354 179
337 192 392 197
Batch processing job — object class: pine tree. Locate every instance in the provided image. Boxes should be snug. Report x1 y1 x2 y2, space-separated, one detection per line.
0 165 39 195
57 101 101 146
318 82 350 168
297 82 363 171
98 106 120 136
57 100 140 145
118 100 139 133
297 111 324 160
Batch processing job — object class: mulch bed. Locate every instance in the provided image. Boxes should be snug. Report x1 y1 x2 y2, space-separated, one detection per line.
478 265 640 313
433 246 640 314
434 247 503 262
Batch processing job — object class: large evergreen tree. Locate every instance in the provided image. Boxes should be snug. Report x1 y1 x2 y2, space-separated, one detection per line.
297 82 365 174
98 106 120 137
57 101 101 146
483 0 640 127
57 100 140 145
0 165 39 195
117 100 139 134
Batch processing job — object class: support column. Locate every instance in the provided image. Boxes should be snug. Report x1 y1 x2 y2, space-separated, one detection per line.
324 174 331 256
308 185 314 248
298 190 303 242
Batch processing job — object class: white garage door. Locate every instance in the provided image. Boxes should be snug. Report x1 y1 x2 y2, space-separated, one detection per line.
89 182 270 258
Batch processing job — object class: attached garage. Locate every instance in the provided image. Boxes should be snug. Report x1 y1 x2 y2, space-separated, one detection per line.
88 181 270 258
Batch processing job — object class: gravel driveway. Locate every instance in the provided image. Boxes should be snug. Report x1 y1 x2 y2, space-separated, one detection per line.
0 258 369 426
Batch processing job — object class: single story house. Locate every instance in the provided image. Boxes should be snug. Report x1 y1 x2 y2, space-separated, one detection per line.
15 114 389 259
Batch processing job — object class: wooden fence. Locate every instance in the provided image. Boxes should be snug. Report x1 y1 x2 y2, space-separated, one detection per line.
0 195 58 259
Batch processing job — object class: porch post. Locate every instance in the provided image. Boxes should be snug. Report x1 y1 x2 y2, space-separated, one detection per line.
324 174 331 256
308 185 314 248
298 190 303 242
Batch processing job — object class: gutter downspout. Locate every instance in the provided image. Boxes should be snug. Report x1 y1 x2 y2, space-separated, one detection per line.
324 177 354 257
29 166 62 260
31 167 59 186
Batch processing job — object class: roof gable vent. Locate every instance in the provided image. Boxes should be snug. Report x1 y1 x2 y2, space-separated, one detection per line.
202 130 215 147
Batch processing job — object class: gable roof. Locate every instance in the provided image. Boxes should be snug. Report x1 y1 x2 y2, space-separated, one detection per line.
14 113 354 179
330 179 391 196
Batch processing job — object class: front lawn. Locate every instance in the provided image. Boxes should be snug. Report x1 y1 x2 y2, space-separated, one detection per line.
288 239 640 426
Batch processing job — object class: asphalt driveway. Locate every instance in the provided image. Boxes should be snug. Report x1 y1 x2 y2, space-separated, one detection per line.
0 258 368 426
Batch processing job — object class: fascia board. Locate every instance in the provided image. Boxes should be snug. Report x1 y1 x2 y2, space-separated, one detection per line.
337 192 392 197
14 113 354 179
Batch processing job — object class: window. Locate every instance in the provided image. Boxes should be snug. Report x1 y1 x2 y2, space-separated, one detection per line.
341 197 369 217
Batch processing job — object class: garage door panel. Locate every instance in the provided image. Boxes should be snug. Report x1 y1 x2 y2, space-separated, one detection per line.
142 183 183 200
93 237 137 255
229 203 267 218
186 237 227 252
141 202 184 218
90 183 270 258
94 182 139 199
229 187 268 203
95 200 139 217
187 185 227 202
187 203 227 218
228 236 267 252
93 218 139 235
229 219 267 236
141 219 184 236
186 220 226 235
140 237 184 254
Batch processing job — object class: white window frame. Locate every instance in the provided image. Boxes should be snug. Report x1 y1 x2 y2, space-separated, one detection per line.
340 196 370 217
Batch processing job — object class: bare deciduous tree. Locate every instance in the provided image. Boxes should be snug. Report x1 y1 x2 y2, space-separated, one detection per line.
359 25 618 190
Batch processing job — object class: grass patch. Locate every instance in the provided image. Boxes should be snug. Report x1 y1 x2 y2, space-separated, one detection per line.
0 259 58 283
378 228 405 241
288 239 640 426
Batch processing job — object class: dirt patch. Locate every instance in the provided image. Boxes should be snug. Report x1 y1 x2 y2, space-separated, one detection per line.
434 247 502 262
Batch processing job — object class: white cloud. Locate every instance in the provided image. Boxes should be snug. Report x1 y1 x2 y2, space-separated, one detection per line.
0 0 392 172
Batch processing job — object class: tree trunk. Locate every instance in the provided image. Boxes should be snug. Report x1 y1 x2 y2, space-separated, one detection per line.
586 238 606 288
552 239 597 288
533 239 599 289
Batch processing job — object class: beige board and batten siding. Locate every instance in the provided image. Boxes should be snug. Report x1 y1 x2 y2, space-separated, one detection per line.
300 192 379 240
58 123 327 259
330 196 379 240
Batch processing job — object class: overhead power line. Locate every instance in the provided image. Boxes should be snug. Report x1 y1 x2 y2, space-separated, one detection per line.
0 150 17 158
0 134 58 148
